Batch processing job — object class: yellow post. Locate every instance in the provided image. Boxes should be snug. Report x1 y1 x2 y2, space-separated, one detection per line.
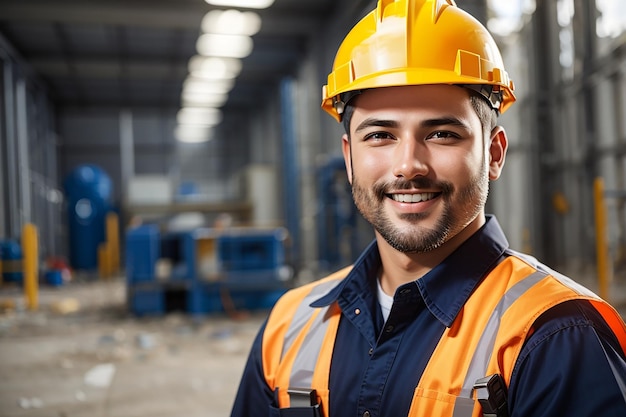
593 177 610 301
106 212 120 276
521 228 533 255
98 243 107 278
22 223 39 311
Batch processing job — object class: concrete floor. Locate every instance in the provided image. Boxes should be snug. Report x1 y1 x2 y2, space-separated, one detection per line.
0 277 265 417
1 269 625 417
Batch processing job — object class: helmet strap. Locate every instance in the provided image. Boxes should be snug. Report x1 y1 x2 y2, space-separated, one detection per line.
459 84 503 115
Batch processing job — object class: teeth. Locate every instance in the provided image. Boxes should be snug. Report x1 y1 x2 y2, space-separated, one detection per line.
391 193 436 203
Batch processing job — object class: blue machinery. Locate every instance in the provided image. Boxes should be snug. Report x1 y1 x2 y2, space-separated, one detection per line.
126 225 291 316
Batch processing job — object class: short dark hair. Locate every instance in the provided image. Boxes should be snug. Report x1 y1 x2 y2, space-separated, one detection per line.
341 87 498 139
469 92 498 137
341 101 356 135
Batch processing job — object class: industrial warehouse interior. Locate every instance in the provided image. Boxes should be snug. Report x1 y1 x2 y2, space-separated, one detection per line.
0 0 626 416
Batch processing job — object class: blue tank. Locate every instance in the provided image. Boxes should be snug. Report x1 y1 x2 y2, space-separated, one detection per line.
63 164 113 271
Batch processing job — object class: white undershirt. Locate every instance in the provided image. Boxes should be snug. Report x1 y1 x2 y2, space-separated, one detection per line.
377 279 394 322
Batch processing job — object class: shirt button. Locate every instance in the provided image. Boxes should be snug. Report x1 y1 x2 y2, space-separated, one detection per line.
355 308 361 315
363 411 371 417
368 348 373 355
385 324 394 333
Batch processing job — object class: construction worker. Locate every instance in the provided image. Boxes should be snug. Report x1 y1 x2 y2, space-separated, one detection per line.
230 1 626 416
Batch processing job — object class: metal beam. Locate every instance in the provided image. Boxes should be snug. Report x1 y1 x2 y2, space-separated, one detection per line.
0 1 204 31
25 35 304 81
0 2 322 35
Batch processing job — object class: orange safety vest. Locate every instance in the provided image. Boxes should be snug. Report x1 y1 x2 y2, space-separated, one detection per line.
261 254 626 417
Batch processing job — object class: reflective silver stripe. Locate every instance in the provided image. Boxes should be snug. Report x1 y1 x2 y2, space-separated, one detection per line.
451 397 475 417
513 250 599 298
280 279 342 388
460 270 549 396
290 304 333 387
281 279 342 359
451 270 549 417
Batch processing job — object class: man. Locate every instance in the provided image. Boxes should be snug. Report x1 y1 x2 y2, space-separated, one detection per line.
231 1 626 416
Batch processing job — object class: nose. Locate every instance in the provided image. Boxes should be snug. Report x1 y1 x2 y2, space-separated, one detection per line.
391 138 429 179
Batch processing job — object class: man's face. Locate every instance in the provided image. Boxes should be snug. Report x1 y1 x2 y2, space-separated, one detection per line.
342 84 505 254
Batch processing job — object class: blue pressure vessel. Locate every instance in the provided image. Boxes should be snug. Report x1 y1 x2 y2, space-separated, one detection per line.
63 164 113 270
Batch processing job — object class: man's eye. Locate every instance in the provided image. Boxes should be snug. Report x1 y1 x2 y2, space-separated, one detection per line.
427 131 460 140
364 132 394 141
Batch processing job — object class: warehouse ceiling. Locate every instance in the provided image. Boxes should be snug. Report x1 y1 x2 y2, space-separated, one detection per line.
0 0 339 112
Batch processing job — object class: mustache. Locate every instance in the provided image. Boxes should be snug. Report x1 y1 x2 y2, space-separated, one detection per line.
371 178 453 200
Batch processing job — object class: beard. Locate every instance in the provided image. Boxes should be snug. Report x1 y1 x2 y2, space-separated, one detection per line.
351 164 488 254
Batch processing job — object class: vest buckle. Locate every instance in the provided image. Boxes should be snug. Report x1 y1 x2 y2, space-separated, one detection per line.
473 374 509 417
279 388 322 417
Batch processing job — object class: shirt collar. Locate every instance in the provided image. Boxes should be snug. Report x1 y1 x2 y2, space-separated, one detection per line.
416 215 509 326
311 215 509 327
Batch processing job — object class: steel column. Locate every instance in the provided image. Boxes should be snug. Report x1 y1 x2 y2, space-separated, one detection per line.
280 77 301 268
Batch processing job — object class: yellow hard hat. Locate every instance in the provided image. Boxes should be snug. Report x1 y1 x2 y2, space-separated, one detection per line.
321 0 516 122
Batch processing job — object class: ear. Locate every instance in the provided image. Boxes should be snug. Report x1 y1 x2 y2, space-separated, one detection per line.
488 126 507 180
342 133 353 184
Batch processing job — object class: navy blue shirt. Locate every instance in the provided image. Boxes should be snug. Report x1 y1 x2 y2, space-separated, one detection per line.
231 216 626 416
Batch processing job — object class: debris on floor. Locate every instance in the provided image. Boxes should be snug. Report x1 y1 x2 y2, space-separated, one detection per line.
0 278 267 417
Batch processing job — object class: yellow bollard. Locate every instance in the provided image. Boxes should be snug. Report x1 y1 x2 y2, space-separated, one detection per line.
98 243 106 279
593 177 611 301
106 212 120 276
98 242 113 279
22 223 39 311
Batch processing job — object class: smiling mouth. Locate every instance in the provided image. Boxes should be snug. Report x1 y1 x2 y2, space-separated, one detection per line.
389 192 439 203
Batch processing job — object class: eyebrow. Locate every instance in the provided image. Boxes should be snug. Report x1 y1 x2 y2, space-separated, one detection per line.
354 118 398 133
354 116 470 134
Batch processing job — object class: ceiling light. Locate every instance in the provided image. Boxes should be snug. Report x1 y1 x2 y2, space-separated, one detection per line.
188 56 242 80
176 107 223 126
183 77 234 95
181 91 229 108
202 9 262 36
196 33 253 58
175 125 215 143
204 0 275 9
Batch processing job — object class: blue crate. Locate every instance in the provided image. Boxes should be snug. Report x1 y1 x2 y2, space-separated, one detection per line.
187 282 288 315
226 288 288 310
44 270 64 286
223 267 291 288
160 231 197 281
125 224 160 283
128 284 164 316
187 283 222 315
217 229 286 271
